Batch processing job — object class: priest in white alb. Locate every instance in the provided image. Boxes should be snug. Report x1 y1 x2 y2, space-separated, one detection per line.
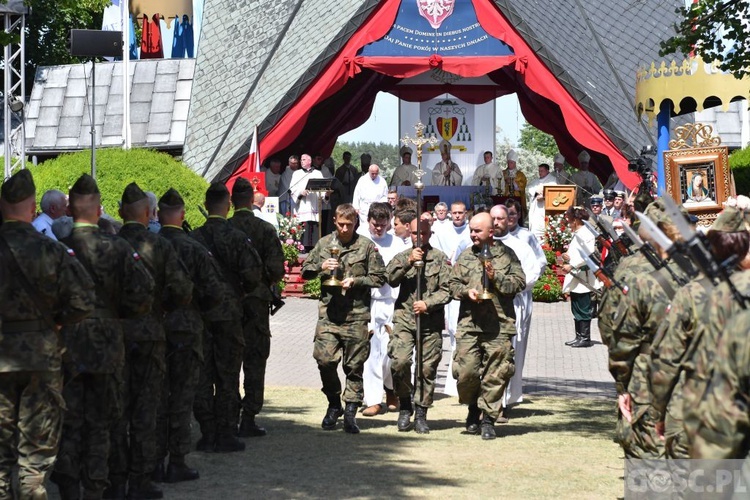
526 162 559 240
471 151 503 193
352 164 388 226
290 153 324 249
390 146 419 187
431 141 463 186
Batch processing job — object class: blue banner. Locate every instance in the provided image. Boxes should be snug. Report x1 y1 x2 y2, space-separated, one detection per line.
360 0 513 57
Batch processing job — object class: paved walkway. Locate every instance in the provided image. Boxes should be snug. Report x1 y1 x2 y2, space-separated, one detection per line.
267 298 614 399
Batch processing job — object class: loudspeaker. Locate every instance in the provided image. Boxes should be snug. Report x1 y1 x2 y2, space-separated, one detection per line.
69 30 123 57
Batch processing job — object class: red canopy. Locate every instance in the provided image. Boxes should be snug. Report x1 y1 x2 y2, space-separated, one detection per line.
227 0 639 189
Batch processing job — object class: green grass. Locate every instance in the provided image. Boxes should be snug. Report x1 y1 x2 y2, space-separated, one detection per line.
160 387 623 499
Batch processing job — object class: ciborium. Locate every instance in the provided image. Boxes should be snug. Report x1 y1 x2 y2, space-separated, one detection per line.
322 243 342 287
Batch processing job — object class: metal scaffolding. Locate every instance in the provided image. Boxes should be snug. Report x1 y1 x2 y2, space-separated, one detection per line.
3 0 27 179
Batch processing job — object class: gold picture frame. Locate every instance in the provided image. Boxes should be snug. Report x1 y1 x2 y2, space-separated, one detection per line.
664 146 729 226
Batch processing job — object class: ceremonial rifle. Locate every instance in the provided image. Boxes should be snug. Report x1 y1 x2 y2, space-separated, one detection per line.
660 197 748 310
634 212 691 287
573 239 629 295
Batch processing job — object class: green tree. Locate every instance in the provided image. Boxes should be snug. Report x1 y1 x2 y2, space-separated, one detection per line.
660 0 750 78
331 141 400 181
518 122 558 159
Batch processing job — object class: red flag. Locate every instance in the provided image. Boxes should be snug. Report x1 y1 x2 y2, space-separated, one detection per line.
226 125 267 195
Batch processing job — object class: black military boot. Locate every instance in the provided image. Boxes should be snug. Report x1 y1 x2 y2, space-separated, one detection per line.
102 478 126 499
465 403 481 435
150 461 165 483
343 402 361 434
397 397 413 432
565 320 582 346
165 456 199 483
126 476 163 500
481 415 497 440
321 405 344 430
214 431 246 453
572 320 593 348
238 414 267 437
414 405 430 435
51 472 81 500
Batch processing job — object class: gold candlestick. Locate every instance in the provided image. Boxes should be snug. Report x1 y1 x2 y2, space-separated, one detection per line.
477 242 495 301
322 244 342 287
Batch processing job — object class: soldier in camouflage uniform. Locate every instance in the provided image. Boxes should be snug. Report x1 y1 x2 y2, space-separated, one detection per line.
229 178 285 438
302 203 386 434
597 199 684 459
191 182 261 452
449 212 526 440
108 182 193 499
691 307 750 459
0 169 96 500
48 174 154 500
387 218 451 434
154 188 225 483
649 207 748 458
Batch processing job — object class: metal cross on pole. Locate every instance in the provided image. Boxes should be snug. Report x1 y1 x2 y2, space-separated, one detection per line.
401 121 438 401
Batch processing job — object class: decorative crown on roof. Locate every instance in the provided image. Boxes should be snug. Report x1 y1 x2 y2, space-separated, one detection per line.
635 57 750 125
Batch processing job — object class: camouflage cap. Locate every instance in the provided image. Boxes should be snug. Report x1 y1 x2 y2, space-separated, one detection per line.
70 173 100 196
159 188 184 208
711 206 746 232
121 182 147 205
205 182 229 204
1 168 35 203
232 178 253 197
643 197 689 225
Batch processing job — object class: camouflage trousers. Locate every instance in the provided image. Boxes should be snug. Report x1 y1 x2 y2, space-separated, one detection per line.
156 335 201 461
109 340 166 485
54 371 120 497
453 330 515 420
615 406 665 459
0 370 64 500
664 380 689 459
313 321 370 405
193 319 243 436
388 322 442 407
241 298 271 418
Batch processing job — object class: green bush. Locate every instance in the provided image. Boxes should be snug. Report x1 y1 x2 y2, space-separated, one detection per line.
729 146 750 196
302 276 321 299
27 148 209 228
532 269 564 302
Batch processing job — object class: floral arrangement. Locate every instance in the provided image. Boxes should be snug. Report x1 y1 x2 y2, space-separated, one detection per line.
277 213 305 291
544 214 573 252
532 268 564 302
303 276 321 299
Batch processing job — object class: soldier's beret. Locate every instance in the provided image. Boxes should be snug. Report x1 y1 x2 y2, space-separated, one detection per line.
70 173 100 196
159 188 184 208
205 182 229 203
643 198 689 226
1 168 35 203
121 182 147 205
711 207 746 232
232 178 253 197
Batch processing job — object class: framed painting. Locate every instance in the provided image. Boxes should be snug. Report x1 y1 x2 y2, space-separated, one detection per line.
664 146 729 225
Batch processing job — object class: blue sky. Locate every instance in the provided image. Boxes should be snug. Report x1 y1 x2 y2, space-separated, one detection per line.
340 92 524 146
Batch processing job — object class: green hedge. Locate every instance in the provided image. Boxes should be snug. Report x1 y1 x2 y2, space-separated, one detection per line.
729 146 750 196
27 149 209 227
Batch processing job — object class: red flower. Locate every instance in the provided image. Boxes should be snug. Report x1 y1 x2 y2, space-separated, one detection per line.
555 251 562 256
543 284 551 291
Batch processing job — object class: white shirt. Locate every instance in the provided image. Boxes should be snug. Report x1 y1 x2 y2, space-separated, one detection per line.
290 168 324 223
32 213 57 241
433 222 472 263
352 175 388 225
497 233 541 291
432 160 463 186
526 173 559 240
360 230 408 301
563 225 599 294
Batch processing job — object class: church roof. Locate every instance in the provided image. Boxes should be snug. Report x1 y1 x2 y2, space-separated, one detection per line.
25 59 194 154
184 0 685 182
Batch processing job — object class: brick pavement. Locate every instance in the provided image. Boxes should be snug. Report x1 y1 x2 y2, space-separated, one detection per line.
267 298 614 399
